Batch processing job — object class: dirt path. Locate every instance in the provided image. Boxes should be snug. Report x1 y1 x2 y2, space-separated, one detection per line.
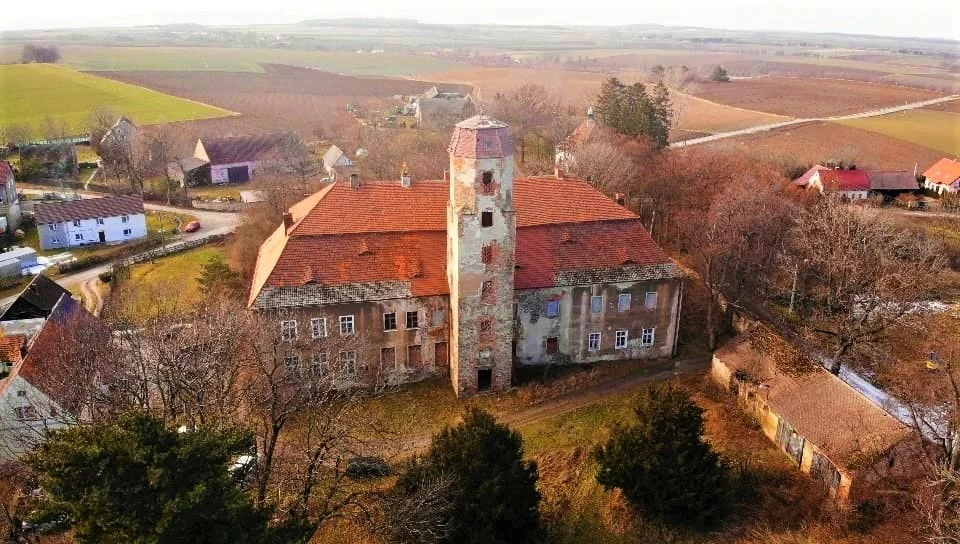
390 354 710 455
78 277 103 316
671 94 960 148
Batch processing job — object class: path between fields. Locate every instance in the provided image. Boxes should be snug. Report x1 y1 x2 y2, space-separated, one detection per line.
670 94 960 148
390 354 710 455
78 277 103 316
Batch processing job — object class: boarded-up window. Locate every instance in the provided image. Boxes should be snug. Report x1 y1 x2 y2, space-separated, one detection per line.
408 345 423 368
381 347 396 371
481 245 493 264
810 451 842 491
546 337 559 354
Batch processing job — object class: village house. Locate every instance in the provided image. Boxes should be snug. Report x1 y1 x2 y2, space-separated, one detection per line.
322 145 355 181
35 194 147 250
0 161 23 235
193 133 289 184
711 335 920 504
793 165 870 200
866 170 919 199
412 86 478 129
0 277 99 459
249 114 684 397
555 106 601 170
922 157 960 194
99 116 138 149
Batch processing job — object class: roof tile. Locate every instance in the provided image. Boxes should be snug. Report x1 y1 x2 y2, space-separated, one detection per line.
34 194 144 225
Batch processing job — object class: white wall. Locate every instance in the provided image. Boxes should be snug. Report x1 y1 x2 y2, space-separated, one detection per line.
0 375 70 460
40 213 147 250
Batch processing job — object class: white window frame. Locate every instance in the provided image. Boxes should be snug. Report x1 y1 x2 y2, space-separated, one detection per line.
48 224 57 231
121 215 130 223
280 319 298 342
545 300 560 318
615 330 628 349
641 328 656 347
311 317 327 338
311 352 328 377
645 291 659 310
591 295 603 314
283 354 301 380
74 233 84 241
339 315 355 336
123 228 132 236
72 219 81 227
339 350 357 376
96 217 105 225
618 293 631 312
588 332 601 351
383 312 397 331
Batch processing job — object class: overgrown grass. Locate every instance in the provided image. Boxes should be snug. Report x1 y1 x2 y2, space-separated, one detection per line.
122 244 226 311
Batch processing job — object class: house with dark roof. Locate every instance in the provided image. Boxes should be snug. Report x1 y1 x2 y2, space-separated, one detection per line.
0 274 71 323
0 281 101 458
35 194 146 250
194 133 290 185
867 170 919 198
793 165 871 200
712 336 921 504
322 145 354 181
249 114 684 397
922 157 960 194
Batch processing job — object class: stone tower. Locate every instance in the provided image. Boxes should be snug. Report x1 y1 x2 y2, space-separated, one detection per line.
446 115 516 397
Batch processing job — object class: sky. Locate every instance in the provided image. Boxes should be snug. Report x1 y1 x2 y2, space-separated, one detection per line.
3 0 960 42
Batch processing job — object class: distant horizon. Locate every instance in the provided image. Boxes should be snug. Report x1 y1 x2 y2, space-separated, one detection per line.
3 1 960 43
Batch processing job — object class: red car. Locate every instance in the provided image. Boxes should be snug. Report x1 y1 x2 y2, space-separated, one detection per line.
183 220 201 233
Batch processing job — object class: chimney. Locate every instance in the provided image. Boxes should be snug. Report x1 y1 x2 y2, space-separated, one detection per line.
282 212 293 232
349 172 360 190
615 192 625 206
555 167 566 180
400 161 412 188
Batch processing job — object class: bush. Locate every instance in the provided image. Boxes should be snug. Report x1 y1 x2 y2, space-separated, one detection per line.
346 456 391 479
97 271 113 283
711 65 730 82
594 384 731 530
397 408 543 544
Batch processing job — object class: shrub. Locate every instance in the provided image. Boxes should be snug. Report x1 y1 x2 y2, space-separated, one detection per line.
396 407 543 543
346 456 391 479
711 65 730 82
593 384 731 529
97 271 113 283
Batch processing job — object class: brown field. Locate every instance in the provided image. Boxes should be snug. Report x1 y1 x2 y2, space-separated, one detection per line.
925 98 960 114
690 77 942 117
674 92 791 133
698 121 945 171
98 64 471 140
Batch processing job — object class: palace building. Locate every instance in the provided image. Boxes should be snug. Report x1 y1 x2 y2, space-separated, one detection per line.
249 115 683 397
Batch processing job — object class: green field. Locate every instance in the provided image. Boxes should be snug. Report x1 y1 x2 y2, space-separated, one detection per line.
0 45 466 75
833 108 960 156
0 64 232 136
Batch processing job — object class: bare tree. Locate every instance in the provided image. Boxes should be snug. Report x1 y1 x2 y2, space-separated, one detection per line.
146 126 191 204
85 106 118 156
567 137 637 195
490 84 563 165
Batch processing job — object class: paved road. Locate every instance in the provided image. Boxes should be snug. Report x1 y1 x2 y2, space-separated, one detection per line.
670 94 960 149
4 190 240 309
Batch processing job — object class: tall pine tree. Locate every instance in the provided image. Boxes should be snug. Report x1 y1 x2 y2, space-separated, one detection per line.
594 77 672 148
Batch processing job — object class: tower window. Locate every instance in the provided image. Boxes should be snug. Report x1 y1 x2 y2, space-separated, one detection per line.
481 211 493 227
482 171 493 184
481 245 493 264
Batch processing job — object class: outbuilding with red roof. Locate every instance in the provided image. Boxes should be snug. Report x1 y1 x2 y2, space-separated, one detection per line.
922 157 960 194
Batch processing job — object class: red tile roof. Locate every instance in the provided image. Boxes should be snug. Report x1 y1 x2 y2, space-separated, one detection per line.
817 169 870 192
0 335 25 364
250 175 676 306
200 133 289 165
923 158 960 186
34 194 144 225
0 161 12 182
448 115 514 159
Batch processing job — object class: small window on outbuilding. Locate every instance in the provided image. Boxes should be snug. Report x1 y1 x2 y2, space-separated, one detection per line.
481 211 493 228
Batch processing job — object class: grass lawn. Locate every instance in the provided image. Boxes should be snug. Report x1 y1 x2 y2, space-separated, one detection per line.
0 64 233 136
1 46 466 76
834 109 960 156
122 244 226 311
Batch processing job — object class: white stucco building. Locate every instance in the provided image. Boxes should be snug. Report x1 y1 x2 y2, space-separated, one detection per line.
35 194 147 250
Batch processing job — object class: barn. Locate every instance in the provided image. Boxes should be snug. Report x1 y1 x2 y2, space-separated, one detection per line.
194 133 289 185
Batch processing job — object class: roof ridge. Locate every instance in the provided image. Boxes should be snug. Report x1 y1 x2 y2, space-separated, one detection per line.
287 183 338 236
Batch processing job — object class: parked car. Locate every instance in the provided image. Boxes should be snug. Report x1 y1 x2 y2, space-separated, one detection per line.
183 220 201 233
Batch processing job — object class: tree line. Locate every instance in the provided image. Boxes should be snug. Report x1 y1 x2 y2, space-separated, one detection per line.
20 45 61 64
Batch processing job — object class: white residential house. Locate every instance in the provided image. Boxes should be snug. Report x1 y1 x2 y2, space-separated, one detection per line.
35 194 147 250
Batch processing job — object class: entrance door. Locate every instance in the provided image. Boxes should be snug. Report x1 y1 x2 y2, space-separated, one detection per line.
227 166 250 183
98 231 106 243
434 342 448 367
477 369 492 392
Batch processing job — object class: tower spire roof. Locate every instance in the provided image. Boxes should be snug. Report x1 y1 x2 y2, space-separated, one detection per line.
448 115 514 158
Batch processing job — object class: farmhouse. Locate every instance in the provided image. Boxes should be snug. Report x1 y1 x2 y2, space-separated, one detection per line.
249 115 684 397
711 335 920 504
322 145 355 181
0 280 100 459
413 87 478 129
922 157 960 194
99 116 138 148
0 161 23 235
35 194 146 250
793 165 870 200
194 133 289 185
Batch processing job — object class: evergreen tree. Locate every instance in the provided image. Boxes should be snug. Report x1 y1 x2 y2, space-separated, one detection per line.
397 408 542 544
594 77 672 149
198 254 243 298
651 81 673 148
595 77 626 134
593 384 731 529
27 412 288 544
